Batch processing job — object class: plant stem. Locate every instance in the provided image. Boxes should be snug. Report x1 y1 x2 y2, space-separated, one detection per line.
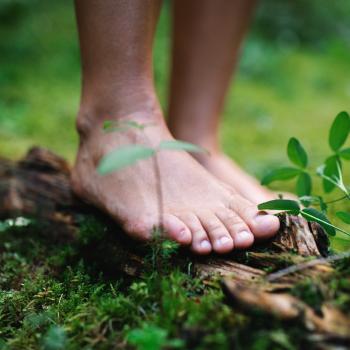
140 127 164 234
153 152 163 230
324 195 349 205
267 251 350 282
301 211 350 236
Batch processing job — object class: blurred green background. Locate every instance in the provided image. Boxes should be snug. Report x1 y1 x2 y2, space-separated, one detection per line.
1 0 350 248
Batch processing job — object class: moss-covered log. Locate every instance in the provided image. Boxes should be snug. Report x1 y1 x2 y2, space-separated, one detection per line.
1 147 349 348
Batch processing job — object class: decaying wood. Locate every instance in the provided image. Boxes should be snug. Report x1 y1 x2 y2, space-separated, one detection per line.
222 280 350 339
1 147 349 347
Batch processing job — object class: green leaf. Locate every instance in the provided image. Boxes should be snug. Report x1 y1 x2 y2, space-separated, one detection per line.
298 196 328 211
43 326 67 350
336 211 350 224
298 195 315 207
329 111 350 151
339 148 350 160
296 172 312 196
318 196 328 213
321 156 340 193
258 199 300 214
127 325 175 350
158 140 207 154
103 120 114 130
301 208 336 236
103 120 150 133
287 137 308 168
261 167 300 185
97 145 155 175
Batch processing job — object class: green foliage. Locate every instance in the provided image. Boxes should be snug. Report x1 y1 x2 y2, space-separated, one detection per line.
322 156 340 193
258 199 300 214
321 111 350 193
253 0 350 46
300 208 336 236
296 172 312 196
260 111 350 237
103 120 153 133
287 137 308 168
261 167 300 185
336 211 350 225
339 148 350 160
42 326 67 350
98 122 206 176
158 140 207 154
328 111 350 152
0 215 349 349
127 325 183 350
261 137 312 195
97 145 156 175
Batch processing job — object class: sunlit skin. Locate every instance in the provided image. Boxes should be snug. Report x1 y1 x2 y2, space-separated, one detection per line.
72 0 280 255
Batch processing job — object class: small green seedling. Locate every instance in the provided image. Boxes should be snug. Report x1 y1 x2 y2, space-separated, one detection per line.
259 111 350 237
97 119 208 270
97 119 207 239
98 120 206 175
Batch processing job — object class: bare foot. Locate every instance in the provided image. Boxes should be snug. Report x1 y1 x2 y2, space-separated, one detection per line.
72 109 279 255
193 152 277 204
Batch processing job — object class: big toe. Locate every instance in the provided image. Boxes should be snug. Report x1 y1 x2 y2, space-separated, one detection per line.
230 194 280 239
251 213 280 238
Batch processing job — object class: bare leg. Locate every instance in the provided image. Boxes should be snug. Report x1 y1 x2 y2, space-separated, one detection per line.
72 0 279 255
168 0 274 203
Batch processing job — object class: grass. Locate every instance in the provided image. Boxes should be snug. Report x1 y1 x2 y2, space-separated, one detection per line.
1 1 350 348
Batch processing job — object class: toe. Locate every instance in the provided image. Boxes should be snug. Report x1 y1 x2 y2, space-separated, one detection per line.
251 212 280 239
162 214 192 245
216 209 254 249
200 212 234 254
180 213 212 254
123 219 154 241
230 194 280 239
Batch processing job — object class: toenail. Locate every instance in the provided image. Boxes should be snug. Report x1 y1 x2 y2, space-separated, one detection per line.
200 240 211 250
235 231 253 246
254 214 275 226
179 229 188 237
219 236 231 246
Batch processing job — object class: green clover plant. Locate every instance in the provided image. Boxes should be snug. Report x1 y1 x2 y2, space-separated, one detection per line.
259 111 350 237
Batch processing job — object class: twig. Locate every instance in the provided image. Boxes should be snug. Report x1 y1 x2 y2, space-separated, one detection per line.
267 251 350 282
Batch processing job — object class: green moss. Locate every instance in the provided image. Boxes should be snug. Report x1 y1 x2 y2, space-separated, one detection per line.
1 218 349 349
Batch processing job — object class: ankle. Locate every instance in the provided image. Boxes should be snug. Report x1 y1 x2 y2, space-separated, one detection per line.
170 126 219 153
76 93 162 139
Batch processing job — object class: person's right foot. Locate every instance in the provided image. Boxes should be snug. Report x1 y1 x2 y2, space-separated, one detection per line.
72 110 280 255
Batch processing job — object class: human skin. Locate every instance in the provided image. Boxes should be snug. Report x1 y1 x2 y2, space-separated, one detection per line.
72 0 280 255
168 0 275 204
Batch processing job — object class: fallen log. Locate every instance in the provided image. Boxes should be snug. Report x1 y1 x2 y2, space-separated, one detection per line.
0 147 330 278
